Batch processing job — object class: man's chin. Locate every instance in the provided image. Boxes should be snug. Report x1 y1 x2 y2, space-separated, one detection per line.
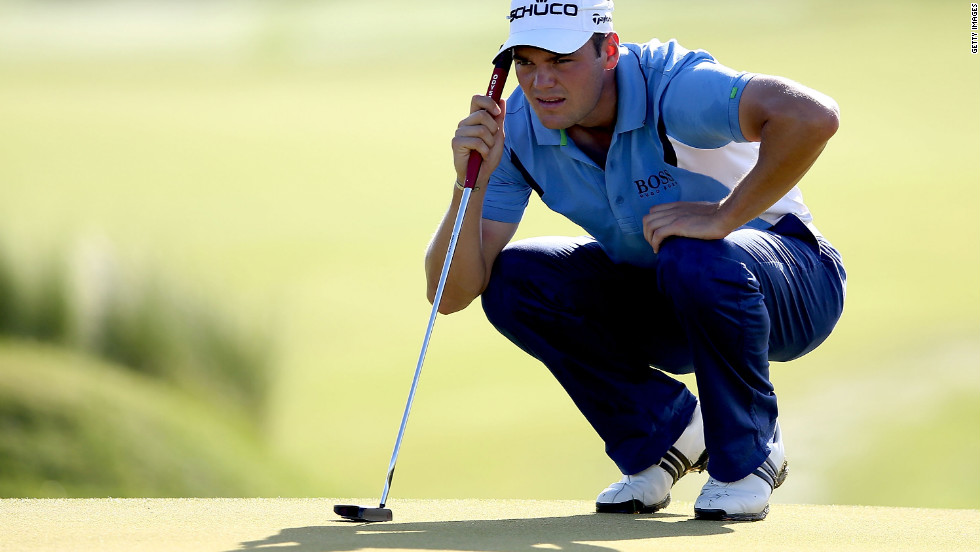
529 107 571 130
536 117 571 131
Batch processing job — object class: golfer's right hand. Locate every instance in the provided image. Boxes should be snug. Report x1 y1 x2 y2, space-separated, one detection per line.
452 95 506 187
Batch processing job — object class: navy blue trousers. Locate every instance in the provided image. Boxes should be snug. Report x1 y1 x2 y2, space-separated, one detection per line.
481 215 846 482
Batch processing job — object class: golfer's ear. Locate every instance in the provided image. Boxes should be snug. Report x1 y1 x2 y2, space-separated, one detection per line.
603 33 620 69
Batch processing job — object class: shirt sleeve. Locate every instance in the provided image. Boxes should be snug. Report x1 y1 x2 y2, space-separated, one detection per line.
482 147 533 224
661 60 757 148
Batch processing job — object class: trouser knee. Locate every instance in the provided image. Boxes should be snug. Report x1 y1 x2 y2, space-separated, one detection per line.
656 237 757 313
481 245 531 332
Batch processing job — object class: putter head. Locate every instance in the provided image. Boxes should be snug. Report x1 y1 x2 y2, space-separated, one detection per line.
334 504 393 522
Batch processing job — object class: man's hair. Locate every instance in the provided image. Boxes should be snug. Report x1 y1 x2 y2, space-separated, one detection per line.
590 32 612 56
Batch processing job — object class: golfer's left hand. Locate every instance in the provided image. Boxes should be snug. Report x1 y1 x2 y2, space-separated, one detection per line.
642 201 732 254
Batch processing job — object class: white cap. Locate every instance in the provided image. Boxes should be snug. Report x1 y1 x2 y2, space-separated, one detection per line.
498 0 615 56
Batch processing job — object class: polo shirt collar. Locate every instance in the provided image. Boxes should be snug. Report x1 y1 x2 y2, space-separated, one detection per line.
528 46 647 147
614 46 647 134
529 104 563 146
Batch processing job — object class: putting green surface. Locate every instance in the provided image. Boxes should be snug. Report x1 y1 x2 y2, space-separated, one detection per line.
2 498 977 552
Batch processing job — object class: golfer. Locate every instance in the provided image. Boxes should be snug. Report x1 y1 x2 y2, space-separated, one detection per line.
426 0 846 521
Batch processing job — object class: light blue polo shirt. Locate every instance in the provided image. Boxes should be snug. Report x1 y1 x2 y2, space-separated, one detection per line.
483 39 804 268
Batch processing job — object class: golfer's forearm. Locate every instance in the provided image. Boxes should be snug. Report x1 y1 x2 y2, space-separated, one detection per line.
721 81 840 229
425 189 491 314
718 134 831 229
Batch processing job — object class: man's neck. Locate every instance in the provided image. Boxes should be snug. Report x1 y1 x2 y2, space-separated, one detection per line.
566 72 618 167
566 124 615 167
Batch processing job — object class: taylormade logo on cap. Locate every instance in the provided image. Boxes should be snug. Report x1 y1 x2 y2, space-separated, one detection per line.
499 0 615 55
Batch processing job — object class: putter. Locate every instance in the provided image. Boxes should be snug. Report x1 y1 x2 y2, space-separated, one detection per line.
335 49 513 523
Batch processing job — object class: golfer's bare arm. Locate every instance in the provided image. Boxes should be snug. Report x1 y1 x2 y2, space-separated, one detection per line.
425 95 517 314
643 74 839 251
720 74 840 228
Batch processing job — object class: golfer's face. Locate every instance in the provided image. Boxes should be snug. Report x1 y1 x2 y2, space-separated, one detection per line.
513 43 606 130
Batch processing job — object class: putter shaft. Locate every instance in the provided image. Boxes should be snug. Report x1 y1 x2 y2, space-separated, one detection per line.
376 50 513 511
379 186 473 507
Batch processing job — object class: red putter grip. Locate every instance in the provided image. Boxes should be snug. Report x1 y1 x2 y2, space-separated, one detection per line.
462 51 513 190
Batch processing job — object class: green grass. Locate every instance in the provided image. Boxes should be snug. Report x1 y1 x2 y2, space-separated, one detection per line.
0 0 977 507
830 382 980 508
0 242 272 420
0 341 307 497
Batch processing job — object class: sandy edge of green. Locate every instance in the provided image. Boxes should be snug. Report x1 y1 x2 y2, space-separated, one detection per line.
1 498 978 552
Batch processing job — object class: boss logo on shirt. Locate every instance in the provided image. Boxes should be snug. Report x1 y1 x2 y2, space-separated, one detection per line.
509 2 579 21
634 170 677 198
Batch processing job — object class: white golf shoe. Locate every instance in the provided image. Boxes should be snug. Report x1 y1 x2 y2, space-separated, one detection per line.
596 402 708 514
693 422 788 521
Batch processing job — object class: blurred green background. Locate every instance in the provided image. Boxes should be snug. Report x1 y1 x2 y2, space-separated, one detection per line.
0 0 977 509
